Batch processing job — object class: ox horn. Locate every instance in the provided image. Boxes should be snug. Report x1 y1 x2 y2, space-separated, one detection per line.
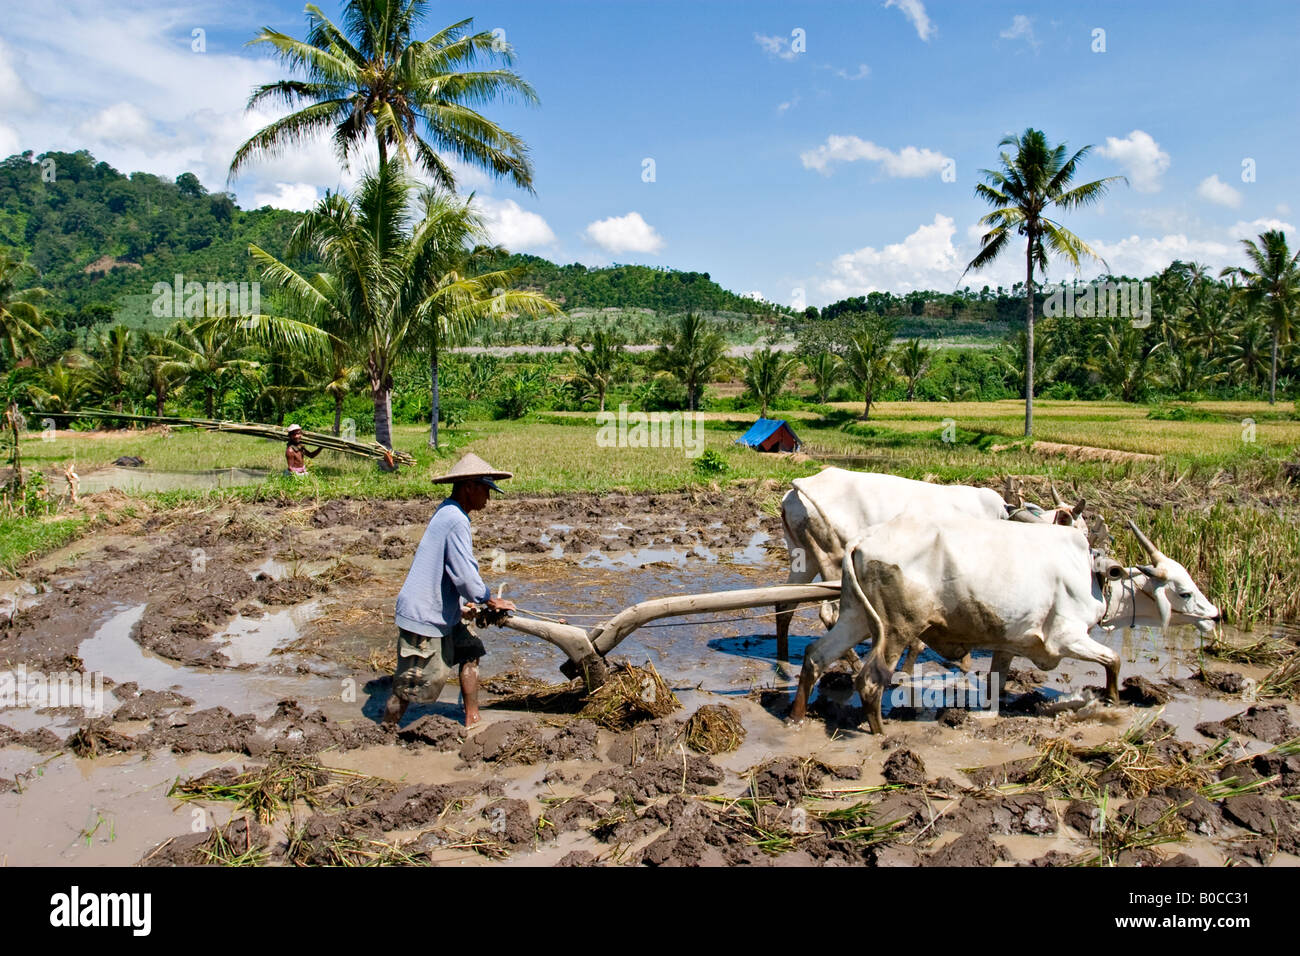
1050 481 1066 507
1127 520 1166 562
1072 498 1086 518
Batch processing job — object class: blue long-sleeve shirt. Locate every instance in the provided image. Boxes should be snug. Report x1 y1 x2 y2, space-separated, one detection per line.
394 498 491 638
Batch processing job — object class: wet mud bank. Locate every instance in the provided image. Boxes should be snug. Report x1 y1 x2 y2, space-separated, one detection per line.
1 491 1298 866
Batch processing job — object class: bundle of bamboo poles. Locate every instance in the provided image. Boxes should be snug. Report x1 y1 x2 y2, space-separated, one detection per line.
67 411 416 467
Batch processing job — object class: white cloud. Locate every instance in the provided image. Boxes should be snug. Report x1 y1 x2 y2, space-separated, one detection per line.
75 102 157 149
818 214 964 298
832 64 871 80
1087 233 1237 277
0 124 20 159
250 182 320 211
999 15 1039 48
1096 130 1169 193
1196 174 1242 208
754 33 797 61
1227 218 1294 241
0 38 38 114
477 196 556 251
801 135 951 177
776 96 800 114
884 0 935 42
584 212 664 255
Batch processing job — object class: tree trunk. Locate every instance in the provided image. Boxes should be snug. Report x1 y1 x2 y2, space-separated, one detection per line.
205 388 215 419
369 353 394 454
598 386 606 413
333 394 343 436
1024 237 1036 437
155 386 165 417
7 403 21 491
1270 324 1279 405
428 333 440 449
907 380 916 402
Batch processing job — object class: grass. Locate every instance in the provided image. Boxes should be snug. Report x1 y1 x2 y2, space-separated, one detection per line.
8 397 1300 627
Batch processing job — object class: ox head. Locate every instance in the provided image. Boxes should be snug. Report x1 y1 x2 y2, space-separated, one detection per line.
1126 520 1219 632
1049 482 1088 531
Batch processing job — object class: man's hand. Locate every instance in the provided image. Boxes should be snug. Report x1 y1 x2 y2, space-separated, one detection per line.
486 597 515 612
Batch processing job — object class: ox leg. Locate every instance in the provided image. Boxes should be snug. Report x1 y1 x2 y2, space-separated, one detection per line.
1055 629 1122 702
790 622 864 723
988 650 1013 702
775 562 818 664
855 639 907 736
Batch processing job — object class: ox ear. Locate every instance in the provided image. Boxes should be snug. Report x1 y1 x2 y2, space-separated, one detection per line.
1137 563 1161 579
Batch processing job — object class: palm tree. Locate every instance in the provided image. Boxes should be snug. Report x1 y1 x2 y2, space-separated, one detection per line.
80 326 135 413
1221 230 1300 404
230 3 537 193
654 312 726 411
0 248 50 365
406 195 558 448
134 332 189 416
1086 319 1164 402
742 347 795 419
245 161 553 450
965 128 1125 435
167 321 260 418
894 338 934 402
802 351 841 404
314 344 365 436
842 318 896 420
28 359 89 420
572 327 624 412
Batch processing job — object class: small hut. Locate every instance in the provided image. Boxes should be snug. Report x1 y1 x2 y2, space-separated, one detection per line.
735 418 802 453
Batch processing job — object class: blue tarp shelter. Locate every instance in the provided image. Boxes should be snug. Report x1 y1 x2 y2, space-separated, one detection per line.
735 418 801 453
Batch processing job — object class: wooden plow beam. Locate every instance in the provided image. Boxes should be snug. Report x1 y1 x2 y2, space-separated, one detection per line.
480 581 842 689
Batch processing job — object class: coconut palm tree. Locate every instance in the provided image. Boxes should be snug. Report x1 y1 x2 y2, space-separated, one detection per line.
572 327 624 412
802 351 841 404
79 326 135 413
842 317 896 420
134 332 190 416
0 248 50 366
894 338 934 402
742 347 795 419
230 2 537 193
965 128 1125 435
1221 229 1300 404
244 160 554 451
166 321 260 418
654 312 726 411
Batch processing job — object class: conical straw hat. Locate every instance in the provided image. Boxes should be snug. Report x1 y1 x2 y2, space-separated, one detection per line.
429 452 513 484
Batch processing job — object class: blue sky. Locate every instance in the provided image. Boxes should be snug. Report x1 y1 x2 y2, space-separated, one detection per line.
1 0 1295 305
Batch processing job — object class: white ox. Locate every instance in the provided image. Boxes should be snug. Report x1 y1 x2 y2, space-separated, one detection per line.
787 516 1218 734
774 468 1085 661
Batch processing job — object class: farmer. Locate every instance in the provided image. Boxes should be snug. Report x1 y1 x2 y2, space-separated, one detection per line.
284 424 322 475
384 453 515 728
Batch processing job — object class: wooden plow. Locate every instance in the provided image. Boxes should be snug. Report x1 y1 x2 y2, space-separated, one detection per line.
474 581 842 689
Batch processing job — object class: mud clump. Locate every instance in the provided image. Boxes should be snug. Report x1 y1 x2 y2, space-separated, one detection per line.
925 832 1008 866
147 706 257 753
1197 704 1299 745
66 718 137 757
1120 676 1170 707
746 756 858 805
963 756 1039 788
882 748 927 786
947 793 1057 835
458 718 598 766
584 755 723 804
0 724 63 752
482 798 537 848
681 703 745 755
141 816 270 867
555 850 601 867
110 682 194 721
1221 795 1300 854
396 714 465 751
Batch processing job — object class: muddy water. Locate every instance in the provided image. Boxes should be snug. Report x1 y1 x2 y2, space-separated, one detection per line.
2 499 1298 867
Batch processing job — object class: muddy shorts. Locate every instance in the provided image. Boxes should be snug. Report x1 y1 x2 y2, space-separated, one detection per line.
392 623 486 704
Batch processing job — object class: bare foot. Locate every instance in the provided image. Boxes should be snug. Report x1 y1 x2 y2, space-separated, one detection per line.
464 712 481 729
382 694 408 727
